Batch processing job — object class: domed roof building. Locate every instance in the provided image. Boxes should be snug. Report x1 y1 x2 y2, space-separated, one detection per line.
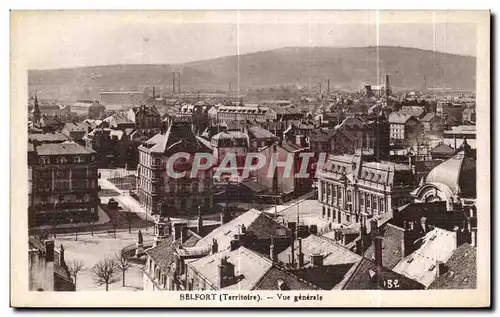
411 150 476 211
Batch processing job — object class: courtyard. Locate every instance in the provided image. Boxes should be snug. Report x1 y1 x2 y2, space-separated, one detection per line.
55 229 155 291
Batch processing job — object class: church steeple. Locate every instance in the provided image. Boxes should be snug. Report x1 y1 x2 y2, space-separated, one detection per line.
33 91 41 124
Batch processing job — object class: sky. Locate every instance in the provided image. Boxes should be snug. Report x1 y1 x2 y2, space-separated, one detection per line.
11 11 478 70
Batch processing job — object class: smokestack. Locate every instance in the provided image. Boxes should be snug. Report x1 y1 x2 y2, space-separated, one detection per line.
327 78 330 94
297 238 304 268
374 236 383 267
172 72 176 94
178 72 181 94
290 237 295 268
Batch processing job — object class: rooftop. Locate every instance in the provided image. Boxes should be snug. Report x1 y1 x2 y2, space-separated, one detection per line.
36 143 95 156
429 243 477 290
392 227 457 288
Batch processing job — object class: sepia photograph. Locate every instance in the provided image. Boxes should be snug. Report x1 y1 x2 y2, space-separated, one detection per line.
10 10 490 307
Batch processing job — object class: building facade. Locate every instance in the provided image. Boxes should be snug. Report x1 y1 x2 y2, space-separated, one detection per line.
28 142 100 226
208 104 277 123
317 151 416 225
127 105 162 130
137 122 214 216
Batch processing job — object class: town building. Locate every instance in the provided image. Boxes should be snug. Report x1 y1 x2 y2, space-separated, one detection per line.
462 107 476 124
61 122 91 146
29 237 75 291
411 150 476 212
254 142 313 201
28 133 70 145
388 112 425 143
137 122 213 216
127 105 162 129
418 112 442 133
102 112 136 130
246 125 279 151
317 150 416 226
392 227 458 289
208 104 277 123
28 142 100 226
443 125 476 149
72 100 106 119
429 243 477 289
211 129 249 176
437 102 463 124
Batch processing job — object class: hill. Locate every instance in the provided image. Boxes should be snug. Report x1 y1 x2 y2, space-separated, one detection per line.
28 46 476 100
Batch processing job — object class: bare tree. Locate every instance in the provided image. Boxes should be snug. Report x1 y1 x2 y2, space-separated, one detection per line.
87 219 97 236
124 211 134 234
115 252 132 287
68 259 85 289
110 218 118 238
91 257 120 291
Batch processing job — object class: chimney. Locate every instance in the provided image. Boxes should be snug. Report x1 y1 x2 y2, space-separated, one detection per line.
437 261 447 278
310 253 323 267
173 223 182 240
44 240 55 262
197 208 203 235
229 239 240 251
270 237 278 262
297 238 304 268
370 218 379 237
218 258 225 288
290 237 295 268
277 279 291 290
240 224 247 235
180 223 188 242
218 256 235 289
211 238 218 254
453 226 460 249
287 221 297 234
374 236 383 268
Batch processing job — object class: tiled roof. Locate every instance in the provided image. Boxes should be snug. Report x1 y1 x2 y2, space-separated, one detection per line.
140 123 211 154
145 233 199 271
278 235 362 267
388 112 413 124
196 209 291 251
430 144 456 155
254 267 318 290
247 126 276 139
309 129 335 143
187 246 273 290
36 143 95 156
288 264 356 290
63 122 89 132
429 243 477 290
400 106 425 118
342 258 425 290
392 227 457 288
28 133 69 143
364 223 405 269
419 112 436 122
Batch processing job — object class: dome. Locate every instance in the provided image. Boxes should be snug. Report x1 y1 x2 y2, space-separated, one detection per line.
425 151 476 197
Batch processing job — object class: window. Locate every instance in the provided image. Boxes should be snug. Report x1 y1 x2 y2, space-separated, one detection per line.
379 198 384 213
360 194 364 206
372 197 377 211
